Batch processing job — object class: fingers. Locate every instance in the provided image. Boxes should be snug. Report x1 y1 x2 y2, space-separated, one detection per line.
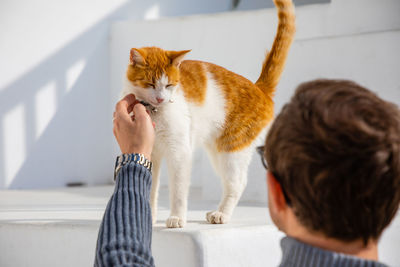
114 94 154 129
127 100 140 114
116 94 138 114
122 94 137 105
130 109 154 126
133 103 149 120
115 94 140 123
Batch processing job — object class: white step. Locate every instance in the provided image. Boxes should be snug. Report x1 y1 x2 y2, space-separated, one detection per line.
0 186 399 267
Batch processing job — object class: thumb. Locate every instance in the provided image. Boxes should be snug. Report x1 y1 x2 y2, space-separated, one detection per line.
133 103 150 121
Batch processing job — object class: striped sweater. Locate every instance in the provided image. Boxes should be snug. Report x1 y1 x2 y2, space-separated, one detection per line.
94 158 388 267
94 160 154 267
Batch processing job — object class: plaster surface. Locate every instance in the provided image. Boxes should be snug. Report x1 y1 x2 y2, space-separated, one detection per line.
0 186 399 267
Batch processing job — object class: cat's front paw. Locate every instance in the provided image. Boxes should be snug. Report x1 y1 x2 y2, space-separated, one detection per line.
206 211 230 224
166 216 185 228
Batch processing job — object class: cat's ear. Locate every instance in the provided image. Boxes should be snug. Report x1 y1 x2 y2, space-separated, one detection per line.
130 48 147 66
167 50 191 67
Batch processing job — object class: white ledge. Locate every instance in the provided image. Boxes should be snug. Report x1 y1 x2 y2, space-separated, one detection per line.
0 186 399 267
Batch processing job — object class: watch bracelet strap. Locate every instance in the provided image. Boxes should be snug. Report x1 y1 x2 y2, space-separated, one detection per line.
114 153 152 181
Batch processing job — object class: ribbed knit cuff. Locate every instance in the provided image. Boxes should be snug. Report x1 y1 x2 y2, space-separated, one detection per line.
115 161 152 200
95 161 154 267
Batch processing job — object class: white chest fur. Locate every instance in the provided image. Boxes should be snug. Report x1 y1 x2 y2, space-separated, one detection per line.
121 74 261 228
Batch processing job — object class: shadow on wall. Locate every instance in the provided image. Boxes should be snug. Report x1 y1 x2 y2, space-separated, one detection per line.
0 0 231 189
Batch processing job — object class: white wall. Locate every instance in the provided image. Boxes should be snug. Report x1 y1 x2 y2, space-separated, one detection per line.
0 0 232 189
110 0 400 202
1 0 399 191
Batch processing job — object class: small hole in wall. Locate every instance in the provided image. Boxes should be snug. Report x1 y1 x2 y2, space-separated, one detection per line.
66 182 87 187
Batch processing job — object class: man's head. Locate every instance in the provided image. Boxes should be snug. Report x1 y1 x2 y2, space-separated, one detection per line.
265 79 400 244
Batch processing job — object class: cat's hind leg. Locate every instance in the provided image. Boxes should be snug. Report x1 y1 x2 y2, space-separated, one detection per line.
206 148 253 224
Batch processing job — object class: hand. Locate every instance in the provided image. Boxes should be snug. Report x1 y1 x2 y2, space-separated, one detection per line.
113 94 155 160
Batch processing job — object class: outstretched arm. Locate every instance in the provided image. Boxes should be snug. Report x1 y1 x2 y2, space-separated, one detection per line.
95 94 156 267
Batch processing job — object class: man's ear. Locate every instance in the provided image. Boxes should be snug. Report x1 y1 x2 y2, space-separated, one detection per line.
167 50 191 67
267 171 288 212
130 48 147 66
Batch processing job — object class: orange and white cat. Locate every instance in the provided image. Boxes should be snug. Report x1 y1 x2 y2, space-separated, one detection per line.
121 0 295 228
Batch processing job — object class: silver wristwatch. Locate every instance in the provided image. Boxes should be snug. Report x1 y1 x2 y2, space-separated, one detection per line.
114 153 153 181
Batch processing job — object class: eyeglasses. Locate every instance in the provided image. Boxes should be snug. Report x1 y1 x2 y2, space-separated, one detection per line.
256 145 292 205
256 146 268 169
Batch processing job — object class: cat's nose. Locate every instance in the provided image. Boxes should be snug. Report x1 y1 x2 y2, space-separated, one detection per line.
156 97 164 103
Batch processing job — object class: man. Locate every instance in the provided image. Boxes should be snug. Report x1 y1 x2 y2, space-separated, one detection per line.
261 79 400 266
95 79 400 266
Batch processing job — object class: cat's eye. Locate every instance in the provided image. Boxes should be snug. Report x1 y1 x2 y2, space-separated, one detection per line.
166 84 174 88
146 83 155 89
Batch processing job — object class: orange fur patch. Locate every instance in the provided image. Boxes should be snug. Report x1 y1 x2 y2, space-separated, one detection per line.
211 0 295 152
126 47 180 87
179 60 207 104
205 63 274 152
125 0 295 153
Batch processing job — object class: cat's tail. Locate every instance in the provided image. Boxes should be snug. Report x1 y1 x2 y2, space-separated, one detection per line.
255 0 296 96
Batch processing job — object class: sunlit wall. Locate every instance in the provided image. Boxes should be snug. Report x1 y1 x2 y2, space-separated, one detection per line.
0 0 233 189
1 0 399 190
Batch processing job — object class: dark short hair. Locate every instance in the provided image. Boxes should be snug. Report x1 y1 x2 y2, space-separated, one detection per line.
265 79 400 244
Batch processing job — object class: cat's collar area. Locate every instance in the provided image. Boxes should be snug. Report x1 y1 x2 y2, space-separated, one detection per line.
140 101 158 113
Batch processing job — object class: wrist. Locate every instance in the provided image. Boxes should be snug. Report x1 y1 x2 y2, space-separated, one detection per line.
114 153 153 181
122 147 151 161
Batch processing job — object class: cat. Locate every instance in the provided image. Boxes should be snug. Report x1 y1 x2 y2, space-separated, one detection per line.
121 0 296 228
